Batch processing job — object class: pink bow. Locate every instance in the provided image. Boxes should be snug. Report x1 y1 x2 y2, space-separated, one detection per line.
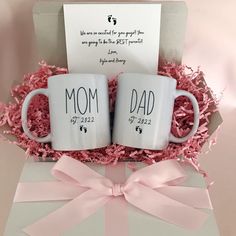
14 157 212 236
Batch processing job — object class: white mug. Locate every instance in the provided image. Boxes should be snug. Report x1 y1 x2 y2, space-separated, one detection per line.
113 73 200 150
21 74 111 151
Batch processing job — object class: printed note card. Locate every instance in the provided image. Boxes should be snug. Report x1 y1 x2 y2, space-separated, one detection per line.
64 3 161 76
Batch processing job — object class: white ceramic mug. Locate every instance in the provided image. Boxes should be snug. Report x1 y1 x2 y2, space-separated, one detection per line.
113 73 200 150
21 74 111 151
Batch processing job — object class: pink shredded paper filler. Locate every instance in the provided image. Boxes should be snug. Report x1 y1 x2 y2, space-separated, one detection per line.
0 62 218 165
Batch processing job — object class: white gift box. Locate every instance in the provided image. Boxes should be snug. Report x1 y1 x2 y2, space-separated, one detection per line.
0 2 223 235
5 160 220 236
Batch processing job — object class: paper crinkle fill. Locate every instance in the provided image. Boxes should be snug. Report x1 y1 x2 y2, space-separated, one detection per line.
0 61 219 168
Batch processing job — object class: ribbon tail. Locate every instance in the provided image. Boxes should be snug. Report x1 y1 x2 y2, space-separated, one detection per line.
14 182 87 202
23 189 111 236
157 186 213 209
125 183 209 230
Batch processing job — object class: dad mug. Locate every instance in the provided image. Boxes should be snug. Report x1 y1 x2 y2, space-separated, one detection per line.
21 74 111 150
113 73 200 150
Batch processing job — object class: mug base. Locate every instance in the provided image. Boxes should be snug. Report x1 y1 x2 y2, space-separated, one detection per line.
112 141 168 151
51 143 111 151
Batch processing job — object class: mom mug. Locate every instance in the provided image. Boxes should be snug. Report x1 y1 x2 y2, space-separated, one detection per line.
21 74 111 150
113 73 200 150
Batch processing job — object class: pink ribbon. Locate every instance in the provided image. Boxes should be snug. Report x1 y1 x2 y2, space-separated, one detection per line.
14 157 212 236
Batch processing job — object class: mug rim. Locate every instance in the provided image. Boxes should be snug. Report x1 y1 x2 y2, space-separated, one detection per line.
118 73 176 82
48 73 107 81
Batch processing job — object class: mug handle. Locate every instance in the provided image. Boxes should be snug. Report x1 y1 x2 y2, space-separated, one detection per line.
21 88 51 143
169 90 200 143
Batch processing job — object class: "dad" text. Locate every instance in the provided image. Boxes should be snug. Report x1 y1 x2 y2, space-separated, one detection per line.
129 89 155 115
